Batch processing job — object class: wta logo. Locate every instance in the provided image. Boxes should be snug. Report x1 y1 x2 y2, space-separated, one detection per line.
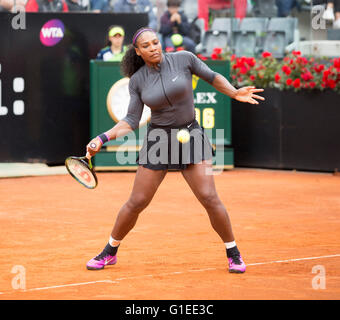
40 19 65 47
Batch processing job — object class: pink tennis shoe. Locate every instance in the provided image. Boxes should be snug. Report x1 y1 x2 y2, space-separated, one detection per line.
228 255 246 273
86 252 117 270
86 249 245 273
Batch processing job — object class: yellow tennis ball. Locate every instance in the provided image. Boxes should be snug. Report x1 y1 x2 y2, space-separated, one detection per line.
176 129 190 144
171 33 183 47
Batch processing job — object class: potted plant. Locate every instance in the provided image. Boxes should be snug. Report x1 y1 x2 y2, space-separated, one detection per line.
197 49 340 172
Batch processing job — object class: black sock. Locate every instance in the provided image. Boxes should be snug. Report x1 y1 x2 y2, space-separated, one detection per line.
226 246 240 258
103 243 119 256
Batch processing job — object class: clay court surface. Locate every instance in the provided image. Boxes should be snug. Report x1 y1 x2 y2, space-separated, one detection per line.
0 168 339 300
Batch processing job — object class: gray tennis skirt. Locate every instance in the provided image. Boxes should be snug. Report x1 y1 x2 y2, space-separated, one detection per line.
136 119 215 170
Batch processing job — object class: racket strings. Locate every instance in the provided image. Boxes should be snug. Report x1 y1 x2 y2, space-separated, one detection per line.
66 158 96 188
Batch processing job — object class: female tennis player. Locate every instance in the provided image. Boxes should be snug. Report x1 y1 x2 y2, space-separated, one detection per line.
85 27 264 273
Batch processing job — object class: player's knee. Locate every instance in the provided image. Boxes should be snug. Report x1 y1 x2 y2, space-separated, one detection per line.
126 194 151 212
199 190 220 209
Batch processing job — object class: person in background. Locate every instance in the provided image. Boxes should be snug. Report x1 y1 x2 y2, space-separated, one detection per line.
90 0 110 12
198 0 248 30
314 0 340 29
96 25 128 61
113 0 158 30
25 0 68 11
275 0 298 17
159 0 196 53
0 0 27 11
66 0 87 11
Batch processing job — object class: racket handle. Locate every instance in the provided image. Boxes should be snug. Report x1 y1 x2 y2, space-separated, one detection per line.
86 142 97 159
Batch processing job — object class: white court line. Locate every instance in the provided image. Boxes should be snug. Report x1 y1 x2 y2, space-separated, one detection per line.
26 280 119 292
0 280 117 295
246 254 340 266
0 254 339 296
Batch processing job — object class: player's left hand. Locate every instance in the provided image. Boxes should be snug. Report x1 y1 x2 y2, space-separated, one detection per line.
234 86 265 105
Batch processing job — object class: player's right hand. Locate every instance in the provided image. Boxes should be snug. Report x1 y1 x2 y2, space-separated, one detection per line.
86 137 102 158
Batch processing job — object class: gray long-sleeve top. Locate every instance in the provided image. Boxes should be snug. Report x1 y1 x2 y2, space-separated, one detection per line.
122 51 217 130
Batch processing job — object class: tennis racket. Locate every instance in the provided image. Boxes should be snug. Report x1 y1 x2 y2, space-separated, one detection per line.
65 142 98 189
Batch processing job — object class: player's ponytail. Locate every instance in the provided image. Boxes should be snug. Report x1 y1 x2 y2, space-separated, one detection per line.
120 44 145 78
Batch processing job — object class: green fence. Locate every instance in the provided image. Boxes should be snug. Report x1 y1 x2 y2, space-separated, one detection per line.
89 59 233 170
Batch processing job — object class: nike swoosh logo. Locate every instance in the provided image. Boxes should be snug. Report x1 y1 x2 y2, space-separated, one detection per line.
104 257 115 265
172 76 178 82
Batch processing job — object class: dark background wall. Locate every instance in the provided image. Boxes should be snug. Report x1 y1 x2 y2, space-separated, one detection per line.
0 12 148 164
232 88 340 173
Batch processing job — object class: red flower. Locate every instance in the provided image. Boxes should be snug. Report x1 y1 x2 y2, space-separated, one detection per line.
165 47 175 52
314 64 325 73
262 51 272 58
301 72 313 81
240 66 248 74
297 57 308 65
293 78 301 88
275 72 281 83
333 58 340 68
292 50 301 56
197 54 208 61
235 57 246 69
239 56 246 62
323 69 331 81
293 78 301 89
211 53 219 60
229 52 339 91
213 47 223 55
282 65 291 75
247 57 256 67
309 81 316 89
327 79 336 89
